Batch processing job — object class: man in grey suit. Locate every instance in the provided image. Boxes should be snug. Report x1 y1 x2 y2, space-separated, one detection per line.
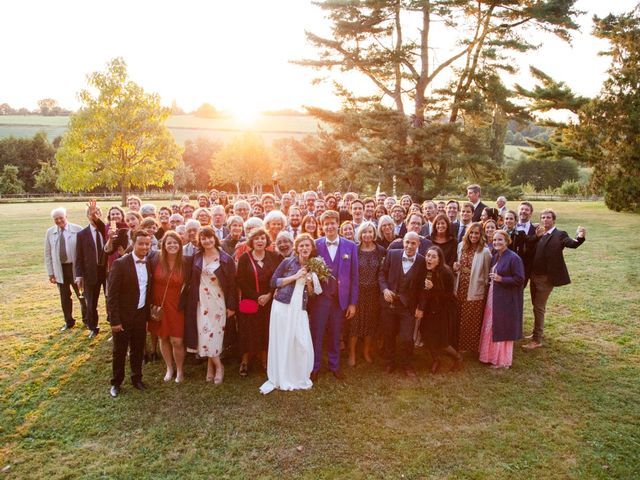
44 207 87 331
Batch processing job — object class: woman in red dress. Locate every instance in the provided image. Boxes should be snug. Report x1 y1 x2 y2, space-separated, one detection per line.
148 231 192 383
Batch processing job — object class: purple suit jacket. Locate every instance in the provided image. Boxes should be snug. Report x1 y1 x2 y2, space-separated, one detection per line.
315 236 359 310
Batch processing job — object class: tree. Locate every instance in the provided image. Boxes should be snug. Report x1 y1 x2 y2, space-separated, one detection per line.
182 137 223 190
0 103 15 115
211 132 272 194
34 161 59 192
509 157 579 191
172 162 196 197
37 98 60 116
194 103 219 118
0 132 56 190
0 165 24 194
517 7 640 211
296 0 580 198
56 58 182 205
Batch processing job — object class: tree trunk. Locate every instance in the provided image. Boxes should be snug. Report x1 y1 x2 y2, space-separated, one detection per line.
120 178 128 207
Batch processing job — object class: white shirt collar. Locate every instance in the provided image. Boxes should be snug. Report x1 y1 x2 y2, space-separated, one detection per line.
472 200 480 208
402 252 416 262
132 253 145 263
326 236 340 246
545 226 556 235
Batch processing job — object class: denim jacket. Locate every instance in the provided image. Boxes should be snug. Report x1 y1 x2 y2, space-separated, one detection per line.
271 256 321 311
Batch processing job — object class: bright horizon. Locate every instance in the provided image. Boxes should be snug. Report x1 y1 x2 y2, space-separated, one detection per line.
1 0 637 120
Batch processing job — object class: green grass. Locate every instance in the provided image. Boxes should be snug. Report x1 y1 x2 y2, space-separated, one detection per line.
1 201 639 479
0 115 319 145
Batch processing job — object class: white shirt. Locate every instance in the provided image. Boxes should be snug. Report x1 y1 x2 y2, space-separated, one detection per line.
471 200 481 209
326 236 340 262
132 253 148 309
402 253 416 274
214 226 225 240
516 221 531 232
544 226 556 236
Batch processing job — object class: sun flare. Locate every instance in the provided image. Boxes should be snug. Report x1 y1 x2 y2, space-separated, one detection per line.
230 104 260 125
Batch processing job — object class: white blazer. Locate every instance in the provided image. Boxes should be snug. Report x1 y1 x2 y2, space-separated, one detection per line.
454 243 492 301
44 223 83 283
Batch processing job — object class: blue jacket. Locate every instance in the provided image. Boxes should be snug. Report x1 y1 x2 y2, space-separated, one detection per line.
490 249 525 342
271 256 312 311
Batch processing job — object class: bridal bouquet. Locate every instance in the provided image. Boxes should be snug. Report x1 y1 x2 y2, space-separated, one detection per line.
306 256 334 283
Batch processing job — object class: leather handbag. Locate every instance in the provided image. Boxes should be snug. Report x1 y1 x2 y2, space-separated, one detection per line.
239 255 260 314
150 267 173 322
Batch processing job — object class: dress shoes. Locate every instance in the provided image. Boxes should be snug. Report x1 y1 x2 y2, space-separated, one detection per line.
60 325 74 332
332 369 345 381
132 381 147 391
88 330 98 339
109 385 120 398
310 371 319 382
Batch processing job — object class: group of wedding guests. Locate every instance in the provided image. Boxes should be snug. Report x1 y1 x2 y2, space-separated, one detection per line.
43 184 586 397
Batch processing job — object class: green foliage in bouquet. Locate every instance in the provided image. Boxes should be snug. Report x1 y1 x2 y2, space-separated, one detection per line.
306 256 335 283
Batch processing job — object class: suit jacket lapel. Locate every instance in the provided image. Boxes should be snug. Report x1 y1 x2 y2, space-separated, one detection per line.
127 255 140 300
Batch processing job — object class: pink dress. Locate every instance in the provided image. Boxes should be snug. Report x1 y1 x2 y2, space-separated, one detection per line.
479 271 514 367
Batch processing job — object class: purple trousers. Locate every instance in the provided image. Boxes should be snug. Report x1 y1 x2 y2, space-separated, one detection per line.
309 296 344 373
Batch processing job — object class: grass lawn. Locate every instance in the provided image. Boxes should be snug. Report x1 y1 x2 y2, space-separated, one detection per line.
1 201 639 479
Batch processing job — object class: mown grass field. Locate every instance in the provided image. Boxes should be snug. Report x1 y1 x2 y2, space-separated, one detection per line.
0 115 320 145
0 201 639 479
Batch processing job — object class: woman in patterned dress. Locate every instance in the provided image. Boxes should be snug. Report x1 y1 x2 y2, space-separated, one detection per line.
454 223 491 354
184 227 237 383
348 222 385 366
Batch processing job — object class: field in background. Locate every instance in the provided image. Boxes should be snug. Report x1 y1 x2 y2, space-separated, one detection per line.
0 114 321 144
0 201 639 478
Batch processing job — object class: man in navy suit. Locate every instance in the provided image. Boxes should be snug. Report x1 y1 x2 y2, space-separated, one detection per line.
107 230 153 397
379 232 426 377
522 209 586 350
75 205 107 338
515 201 539 286
467 184 487 222
309 210 359 381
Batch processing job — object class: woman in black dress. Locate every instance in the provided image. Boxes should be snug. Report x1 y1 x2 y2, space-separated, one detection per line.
236 228 283 376
428 213 457 267
420 246 463 373
348 221 386 366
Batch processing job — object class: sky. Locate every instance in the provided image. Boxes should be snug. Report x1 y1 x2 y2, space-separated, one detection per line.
1 0 637 118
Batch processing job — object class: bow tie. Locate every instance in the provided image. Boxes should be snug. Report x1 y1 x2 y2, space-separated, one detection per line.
517 223 526 228
403 257 415 263
327 241 338 246
136 260 146 264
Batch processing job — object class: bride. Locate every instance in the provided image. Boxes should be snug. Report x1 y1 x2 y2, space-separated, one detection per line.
260 233 321 394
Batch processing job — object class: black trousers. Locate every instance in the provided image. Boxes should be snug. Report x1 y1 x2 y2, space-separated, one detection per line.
58 263 87 327
382 303 415 369
111 308 147 386
84 267 107 333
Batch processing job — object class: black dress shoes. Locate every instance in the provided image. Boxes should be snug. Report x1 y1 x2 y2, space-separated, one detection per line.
109 386 120 398
133 381 147 391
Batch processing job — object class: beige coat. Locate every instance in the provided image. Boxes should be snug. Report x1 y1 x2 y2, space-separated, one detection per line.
44 223 83 283
454 243 491 301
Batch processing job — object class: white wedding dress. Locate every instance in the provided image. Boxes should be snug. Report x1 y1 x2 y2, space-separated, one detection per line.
259 276 319 394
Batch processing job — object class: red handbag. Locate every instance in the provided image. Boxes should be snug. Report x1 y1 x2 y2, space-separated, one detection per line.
239 255 260 314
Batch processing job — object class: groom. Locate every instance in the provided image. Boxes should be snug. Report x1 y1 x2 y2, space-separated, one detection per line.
310 210 359 381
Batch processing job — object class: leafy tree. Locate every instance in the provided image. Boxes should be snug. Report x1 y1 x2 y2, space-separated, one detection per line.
182 137 223 190
194 103 219 118
34 161 59 192
517 7 640 211
172 162 196 197
56 58 181 205
38 98 60 116
211 132 272 194
0 165 24 194
296 0 580 198
0 132 56 190
0 103 16 115
509 157 579 191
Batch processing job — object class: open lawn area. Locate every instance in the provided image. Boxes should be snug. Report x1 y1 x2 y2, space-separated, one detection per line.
1 201 639 479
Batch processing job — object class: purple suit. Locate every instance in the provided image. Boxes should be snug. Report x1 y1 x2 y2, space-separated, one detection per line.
309 236 359 373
